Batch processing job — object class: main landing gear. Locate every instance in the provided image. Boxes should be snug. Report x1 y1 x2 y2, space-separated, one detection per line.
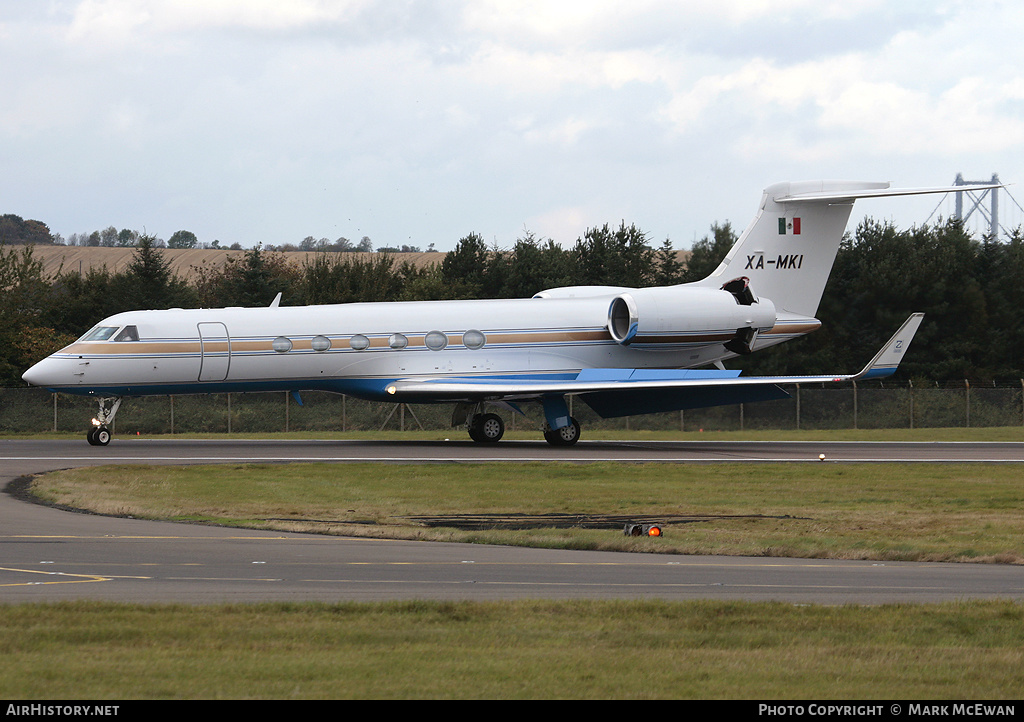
543 417 581 446
86 397 122 446
457 401 581 446
468 412 505 443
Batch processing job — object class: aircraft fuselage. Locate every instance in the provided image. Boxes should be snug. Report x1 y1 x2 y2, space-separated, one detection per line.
24 290 807 401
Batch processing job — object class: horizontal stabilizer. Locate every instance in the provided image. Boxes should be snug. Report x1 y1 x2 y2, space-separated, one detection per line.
774 183 1003 204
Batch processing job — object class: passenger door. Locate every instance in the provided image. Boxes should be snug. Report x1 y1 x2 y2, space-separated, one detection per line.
197 322 231 381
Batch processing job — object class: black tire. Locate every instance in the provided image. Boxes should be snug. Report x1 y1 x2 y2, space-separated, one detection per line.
543 417 580 446
469 413 504 443
94 426 111 446
86 427 99 445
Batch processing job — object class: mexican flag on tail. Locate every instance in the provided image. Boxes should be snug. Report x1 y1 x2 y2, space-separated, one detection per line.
778 217 801 235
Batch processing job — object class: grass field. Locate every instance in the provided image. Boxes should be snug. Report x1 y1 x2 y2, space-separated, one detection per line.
7 430 1024 699
29 460 1024 562
1 600 1022 699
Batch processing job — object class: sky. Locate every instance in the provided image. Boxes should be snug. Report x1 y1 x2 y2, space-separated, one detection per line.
2 0 1023 252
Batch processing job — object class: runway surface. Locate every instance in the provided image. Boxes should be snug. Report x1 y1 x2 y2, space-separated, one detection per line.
9 436 1024 464
3 438 1023 604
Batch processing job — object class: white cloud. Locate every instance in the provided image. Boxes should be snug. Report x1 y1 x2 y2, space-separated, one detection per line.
526 205 592 245
1 1 1022 250
66 0 368 41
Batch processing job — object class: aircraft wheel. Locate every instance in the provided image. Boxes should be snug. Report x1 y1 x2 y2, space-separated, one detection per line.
86 427 99 445
544 417 581 446
94 426 112 446
469 413 504 443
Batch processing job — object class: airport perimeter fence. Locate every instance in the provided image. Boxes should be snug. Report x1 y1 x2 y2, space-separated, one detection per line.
3 381 1024 435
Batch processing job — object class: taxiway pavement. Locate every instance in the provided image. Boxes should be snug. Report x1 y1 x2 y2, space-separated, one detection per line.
2 438 1022 604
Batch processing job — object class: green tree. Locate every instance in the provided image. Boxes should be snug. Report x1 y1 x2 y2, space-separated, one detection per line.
120 234 197 310
681 222 737 283
0 244 73 384
652 238 685 286
298 252 405 305
980 227 1024 376
44 266 119 337
502 232 575 298
167 230 198 249
39 237 198 342
0 215 54 245
397 263 452 301
573 222 653 287
116 228 139 246
192 244 298 307
440 233 490 298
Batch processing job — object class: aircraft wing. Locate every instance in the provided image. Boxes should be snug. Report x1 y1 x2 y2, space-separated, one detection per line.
385 314 924 406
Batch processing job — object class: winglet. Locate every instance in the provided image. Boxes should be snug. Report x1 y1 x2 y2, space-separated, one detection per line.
853 313 924 380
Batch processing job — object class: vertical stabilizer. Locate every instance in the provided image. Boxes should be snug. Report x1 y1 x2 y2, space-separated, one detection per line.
696 181 890 317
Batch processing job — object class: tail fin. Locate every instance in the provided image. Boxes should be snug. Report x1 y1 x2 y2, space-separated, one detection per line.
696 181 886 317
695 180 1003 318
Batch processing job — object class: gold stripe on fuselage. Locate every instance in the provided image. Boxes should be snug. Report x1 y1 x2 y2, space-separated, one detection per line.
761 321 821 336
54 328 615 357
54 320 816 359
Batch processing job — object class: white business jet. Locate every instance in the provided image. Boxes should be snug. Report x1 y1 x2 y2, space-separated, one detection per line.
22 180 995 446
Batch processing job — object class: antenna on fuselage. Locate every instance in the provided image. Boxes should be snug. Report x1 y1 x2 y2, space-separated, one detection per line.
269 292 282 308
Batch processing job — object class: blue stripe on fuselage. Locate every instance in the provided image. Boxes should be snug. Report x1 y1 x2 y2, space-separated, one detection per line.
41 372 581 402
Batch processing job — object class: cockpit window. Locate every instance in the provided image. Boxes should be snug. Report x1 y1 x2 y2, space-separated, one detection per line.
80 326 119 342
114 325 139 342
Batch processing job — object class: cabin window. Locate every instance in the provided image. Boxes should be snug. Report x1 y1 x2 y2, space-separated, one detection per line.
389 333 408 349
114 326 139 342
80 326 118 342
424 331 448 351
311 335 332 352
349 334 370 351
272 336 292 353
463 329 486 350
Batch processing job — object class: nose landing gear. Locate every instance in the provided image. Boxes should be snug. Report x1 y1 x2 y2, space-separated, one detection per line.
86 426 111 446
86 397 122 446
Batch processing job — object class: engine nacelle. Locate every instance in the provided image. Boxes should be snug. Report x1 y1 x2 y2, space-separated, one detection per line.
533 285 632 299
606 284 776 353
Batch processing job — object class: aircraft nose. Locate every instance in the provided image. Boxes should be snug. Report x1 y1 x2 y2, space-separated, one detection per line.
22 357 64 388
22 361 45 387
